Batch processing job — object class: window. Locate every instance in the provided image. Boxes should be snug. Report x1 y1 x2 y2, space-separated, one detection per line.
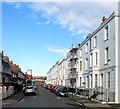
94 36 97 48
87 76 89 88
80 77 81 87
90 38 91 50
105 47 109 64
90 74 93 88
80 48 82 57
95 74 98 87
101 74 103 86
80 61 82 71
95 52 98 65
101 74 103 92
83 77 86 87
104 25 109 40
86 43 88 53
85 58 88 70
108 72 110 88
90 53 93 67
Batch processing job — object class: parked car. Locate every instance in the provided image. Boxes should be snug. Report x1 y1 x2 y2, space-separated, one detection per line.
50 85 56 92
31 84 37 89
24 85 37 95
52 86 58 94
43 84 48 88
47 84 52 90
56 86 68 96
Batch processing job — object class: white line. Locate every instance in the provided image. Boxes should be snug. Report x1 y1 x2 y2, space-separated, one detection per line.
18 99 24 103
57 97 61 100
34 96 36 99
77 102 83 106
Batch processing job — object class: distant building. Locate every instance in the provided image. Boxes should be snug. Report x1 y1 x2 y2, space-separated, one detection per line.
32 76 47 85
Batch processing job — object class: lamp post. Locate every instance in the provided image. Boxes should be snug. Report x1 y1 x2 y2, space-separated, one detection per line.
106 59 111 104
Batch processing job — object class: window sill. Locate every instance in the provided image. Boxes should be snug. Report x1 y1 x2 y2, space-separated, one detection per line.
104 63 108 65
104 38 108 42
89 49 93 52
94 65 98 68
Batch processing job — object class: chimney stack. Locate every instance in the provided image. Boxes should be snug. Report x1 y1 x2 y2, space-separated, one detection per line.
102 16 107 22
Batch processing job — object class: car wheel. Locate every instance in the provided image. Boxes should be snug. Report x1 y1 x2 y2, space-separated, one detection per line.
56 92 60 96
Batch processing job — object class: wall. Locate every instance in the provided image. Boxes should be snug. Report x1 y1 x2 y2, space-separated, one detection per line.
116 3 120 103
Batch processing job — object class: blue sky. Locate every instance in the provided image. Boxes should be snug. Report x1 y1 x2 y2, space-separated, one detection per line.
2 1 118 76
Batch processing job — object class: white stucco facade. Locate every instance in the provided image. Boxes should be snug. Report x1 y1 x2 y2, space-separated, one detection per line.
47 10 120 104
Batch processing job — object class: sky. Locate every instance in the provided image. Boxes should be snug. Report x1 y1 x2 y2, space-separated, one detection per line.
1 1 119 76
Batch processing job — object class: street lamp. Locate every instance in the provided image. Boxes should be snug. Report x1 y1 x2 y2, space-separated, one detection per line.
106 59 111 104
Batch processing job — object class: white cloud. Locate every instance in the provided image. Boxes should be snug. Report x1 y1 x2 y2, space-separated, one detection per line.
48 46 68 56
4 2 118 39
14 3 21 9
37 20 50 26
27 2 117 38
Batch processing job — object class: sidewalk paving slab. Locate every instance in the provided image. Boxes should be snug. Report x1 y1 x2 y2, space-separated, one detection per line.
1 92 24 105
67 92 117 108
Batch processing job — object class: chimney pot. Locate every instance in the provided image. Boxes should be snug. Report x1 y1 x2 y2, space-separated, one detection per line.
102 16 107 22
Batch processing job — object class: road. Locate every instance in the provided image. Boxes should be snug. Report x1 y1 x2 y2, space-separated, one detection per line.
2 85 86 108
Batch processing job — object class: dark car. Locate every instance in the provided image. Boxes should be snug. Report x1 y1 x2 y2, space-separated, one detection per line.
56 86 68 96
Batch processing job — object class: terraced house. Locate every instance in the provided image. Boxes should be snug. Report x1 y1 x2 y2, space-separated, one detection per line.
47 9 120 104
0 51 26 100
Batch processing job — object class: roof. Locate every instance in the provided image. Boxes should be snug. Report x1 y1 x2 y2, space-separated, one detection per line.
33 76 47 80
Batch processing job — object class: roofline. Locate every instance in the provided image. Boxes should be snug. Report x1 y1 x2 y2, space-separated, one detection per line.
80 11 120 47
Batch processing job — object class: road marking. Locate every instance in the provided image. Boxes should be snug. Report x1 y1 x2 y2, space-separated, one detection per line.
57 97 61 100
77 102 84 106
18 99 24 103
34 96 36 99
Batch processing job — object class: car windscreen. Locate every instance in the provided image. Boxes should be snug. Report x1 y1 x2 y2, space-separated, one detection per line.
26 87 34 89
62 88 67 92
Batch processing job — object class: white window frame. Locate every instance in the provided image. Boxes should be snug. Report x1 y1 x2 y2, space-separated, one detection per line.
80 61 82 71
90 38 91 50
95 74 98 87
90 74 93 88
94 36 97 48
108 72 110 88
86 43 88 53
85 58 88 70
105 47 109 64
80 48 82 57
80 77 82 87
104 25 109 40
90 53 93 67
95 52 98 66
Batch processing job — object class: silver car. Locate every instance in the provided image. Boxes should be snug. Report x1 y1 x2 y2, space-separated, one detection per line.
24 85 37 95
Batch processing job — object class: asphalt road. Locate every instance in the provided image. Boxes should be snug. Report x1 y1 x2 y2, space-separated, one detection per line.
3 85 86 108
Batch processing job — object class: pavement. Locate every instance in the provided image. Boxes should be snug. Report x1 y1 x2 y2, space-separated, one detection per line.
1 92 24 106
67 92 120 108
